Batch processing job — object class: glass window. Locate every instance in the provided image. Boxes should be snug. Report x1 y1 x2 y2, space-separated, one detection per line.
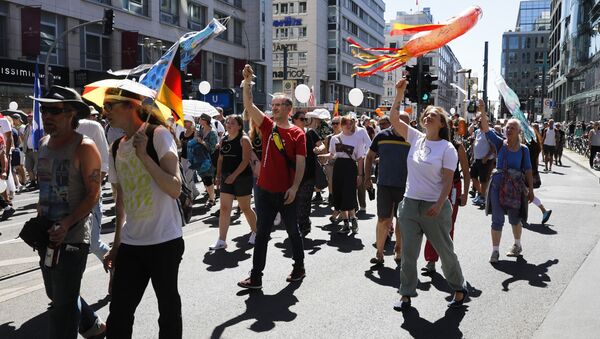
82 25 111 70
289 3 295 14
509 36 519 49
137 35 170 64
41 12 67 66
234 19 243 45
160 0 179 25
214 12 229 41
299 2 307 13
280 3 288 14
0 3 7 57
126 0 148 16
273 4 278 14
213 54 229 88
298 52 307 64
188 3 207 30
299 27 307 38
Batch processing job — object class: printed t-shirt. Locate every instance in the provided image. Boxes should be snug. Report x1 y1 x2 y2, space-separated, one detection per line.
370 127 409 188
329 131 367 160
257 117 306 193
108 124 182 246
404 126 458 202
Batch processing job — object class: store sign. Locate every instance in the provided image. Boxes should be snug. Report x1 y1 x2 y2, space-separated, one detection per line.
0 59 69 86
273 43 298 52
273 16 302 27
273 68 306 80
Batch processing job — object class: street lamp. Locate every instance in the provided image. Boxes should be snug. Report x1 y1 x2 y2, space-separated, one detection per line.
456 68 472 100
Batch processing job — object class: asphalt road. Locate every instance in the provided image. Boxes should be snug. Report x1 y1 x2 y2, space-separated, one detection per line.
0 153 599 338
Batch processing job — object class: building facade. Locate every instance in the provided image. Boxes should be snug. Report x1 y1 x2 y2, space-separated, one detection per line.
383 8 464 117
271 0 385 112
0 0 272 113
500 0 551 119
548 0 600 123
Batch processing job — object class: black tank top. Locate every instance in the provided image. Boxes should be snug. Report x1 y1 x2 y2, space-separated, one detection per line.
251 133 262 160
220 133 252 177
452 140 461 183
179 130 195 159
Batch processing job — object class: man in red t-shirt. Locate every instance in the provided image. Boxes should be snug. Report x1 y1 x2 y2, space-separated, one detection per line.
238 64 307 289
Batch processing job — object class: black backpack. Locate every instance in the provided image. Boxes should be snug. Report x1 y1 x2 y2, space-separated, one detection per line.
111 124 193 225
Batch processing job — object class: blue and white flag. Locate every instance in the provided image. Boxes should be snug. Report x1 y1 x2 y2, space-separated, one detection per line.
496 75 535 142
33 63 44 150
141 18 227 91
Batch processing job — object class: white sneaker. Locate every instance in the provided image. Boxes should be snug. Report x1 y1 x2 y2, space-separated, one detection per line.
248 232 257 245
209 239 227 250
274 213 282 226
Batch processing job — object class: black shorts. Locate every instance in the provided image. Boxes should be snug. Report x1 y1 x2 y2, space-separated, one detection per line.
469 159 492 183
543 145 556 156
376 185 405 218
220 174 253 197
201 176 213 186
11 149 21 167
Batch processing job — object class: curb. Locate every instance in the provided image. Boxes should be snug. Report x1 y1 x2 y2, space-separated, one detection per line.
561 150 600 183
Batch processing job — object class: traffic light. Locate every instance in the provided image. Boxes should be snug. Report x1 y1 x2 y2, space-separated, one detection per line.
103 9 114 35
420 72 438 105
405 65 419 102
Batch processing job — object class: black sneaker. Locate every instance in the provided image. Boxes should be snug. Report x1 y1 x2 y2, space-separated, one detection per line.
238 277 262 289
1 207 15 221
286 266 306 282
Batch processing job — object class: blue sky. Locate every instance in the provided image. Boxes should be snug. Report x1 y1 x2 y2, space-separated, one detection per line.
383 0 523 104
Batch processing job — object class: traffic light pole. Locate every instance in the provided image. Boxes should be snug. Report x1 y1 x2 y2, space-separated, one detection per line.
44 19 105 90
417 57 423 118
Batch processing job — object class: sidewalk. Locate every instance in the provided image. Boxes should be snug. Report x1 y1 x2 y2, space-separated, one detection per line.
533 149 600 339
561 148 600 182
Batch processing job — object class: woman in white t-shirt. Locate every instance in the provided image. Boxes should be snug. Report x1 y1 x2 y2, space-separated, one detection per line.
389 79 467 311
329 115 366 234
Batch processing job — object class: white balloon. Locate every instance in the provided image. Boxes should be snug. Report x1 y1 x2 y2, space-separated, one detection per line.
8 101 18 110
295 84 311 104
198 81 211 95
450 108 456 115
348 88 364 107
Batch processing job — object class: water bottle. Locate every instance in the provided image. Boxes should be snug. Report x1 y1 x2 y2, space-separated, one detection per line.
44 224 61 268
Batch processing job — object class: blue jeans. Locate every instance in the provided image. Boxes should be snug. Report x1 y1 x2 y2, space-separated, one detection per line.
489 175 521 230
40 243 101 339
251 186 304 279
89 200 110 262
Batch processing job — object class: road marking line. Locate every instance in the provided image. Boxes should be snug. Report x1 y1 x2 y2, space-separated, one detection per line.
0 256 39 268
543 198 599 207
0 226 214 303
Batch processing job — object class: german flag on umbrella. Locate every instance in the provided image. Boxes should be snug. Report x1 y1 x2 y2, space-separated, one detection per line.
156 44 184 124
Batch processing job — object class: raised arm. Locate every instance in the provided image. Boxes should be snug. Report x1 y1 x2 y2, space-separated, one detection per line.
242 64 265 128
478 99 490 133
390 79 409 140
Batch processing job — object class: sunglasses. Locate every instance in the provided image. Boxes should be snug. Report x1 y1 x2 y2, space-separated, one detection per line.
296 117 307 122
40 106 70 115
103 101 128 111
331 122 340 125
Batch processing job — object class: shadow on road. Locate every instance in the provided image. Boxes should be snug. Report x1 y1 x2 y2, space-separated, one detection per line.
210 282 301 338
364 265 400 289
275 236 327 257
492 257 559 291
315 225 365 253
203 242 252 272
399 306 467 339
523 223 558 235
0 311 49 339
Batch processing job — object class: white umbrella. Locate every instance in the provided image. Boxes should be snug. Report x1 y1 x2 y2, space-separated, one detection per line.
182 100 219 117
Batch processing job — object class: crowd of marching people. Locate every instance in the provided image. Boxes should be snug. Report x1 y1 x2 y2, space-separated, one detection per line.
6 64 598 338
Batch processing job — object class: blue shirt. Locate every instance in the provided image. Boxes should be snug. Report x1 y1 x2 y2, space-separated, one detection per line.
486 130 532 171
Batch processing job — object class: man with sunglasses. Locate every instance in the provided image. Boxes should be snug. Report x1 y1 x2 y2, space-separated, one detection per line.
238 64 307 289
31 85 105 338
